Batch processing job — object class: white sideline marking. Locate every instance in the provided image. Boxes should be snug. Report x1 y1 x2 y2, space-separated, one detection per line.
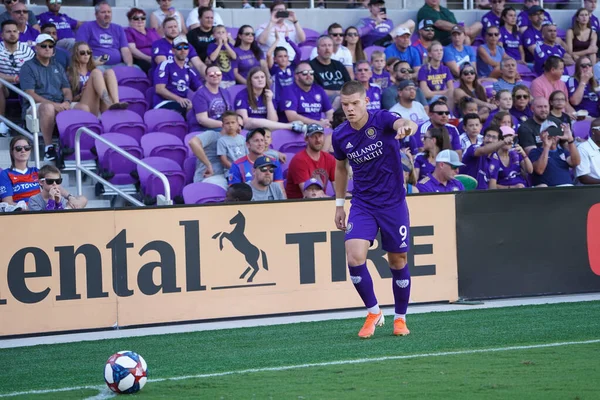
1 338 599 398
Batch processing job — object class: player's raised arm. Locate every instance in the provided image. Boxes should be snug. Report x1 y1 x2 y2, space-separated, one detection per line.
334 159 349 231
393 118 418 140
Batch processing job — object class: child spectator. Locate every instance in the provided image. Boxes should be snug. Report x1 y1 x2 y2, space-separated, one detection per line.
263 128 286 163
29 165 87 211
549 90 574 127
217 111 249 177
461 125 509 189
267 37 301 103
370 50 391 90
206 24 236 87
459 113 483 151
484 89 518 129
302 177 327 198
455 96 479 133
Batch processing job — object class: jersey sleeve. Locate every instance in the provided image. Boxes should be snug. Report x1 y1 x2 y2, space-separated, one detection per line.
154 61 170 86
0 170 13 200
273 160 283 181
228 163 242 184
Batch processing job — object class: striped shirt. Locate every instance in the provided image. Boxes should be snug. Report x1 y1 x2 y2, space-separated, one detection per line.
0 42 35 77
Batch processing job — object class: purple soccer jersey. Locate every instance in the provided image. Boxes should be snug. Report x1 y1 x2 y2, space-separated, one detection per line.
365 84 382 111
481 11 501 32
234 88 268 119
206 42 235 83
518 10 552 30
533 42 566 75
414 153 434 180
75 21 127 65
151 38 199 69
417 63 452 92
522 26 542 62
497 150 528 187
499 26 523 61
19 26 39 45
461 144 500 189
415 121 461 152
153 60 201 104
356 17 394 48
510 106 533 127
279 82 332 121
37 12 77 40
233 47 263 80
416 174 464 192
189 86 232 131
567 77 600 118
270 64 295 102
371 70 391 90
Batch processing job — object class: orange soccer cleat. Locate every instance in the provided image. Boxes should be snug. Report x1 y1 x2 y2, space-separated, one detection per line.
393 318 410 336
358 311 385 339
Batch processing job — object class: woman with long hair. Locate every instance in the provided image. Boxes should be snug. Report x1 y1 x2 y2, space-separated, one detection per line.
566 8 598 64
67 41 127 116
491 110 513 129
401 151 419 194
549 90 573 126
476 25 505 79
499 6 526 64
233 25 268 84
454 62 496 120
567 56 600 118
509 84 532 126
495 127 532 189
417 41 454 109
342 26 366 65
189 65 233 132
414 126 451 181
150 0 187 36
125 8 160 73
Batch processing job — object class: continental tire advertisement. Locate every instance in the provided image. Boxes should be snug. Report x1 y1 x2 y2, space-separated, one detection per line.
0 196 458 337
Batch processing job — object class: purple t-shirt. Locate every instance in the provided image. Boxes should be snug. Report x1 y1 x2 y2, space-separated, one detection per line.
371 70 391 90
416 173 464 193
461 144 500 190
414 153 434 180
518 9 552 30
567 77 600 118
75 21 127 65
37 12 77 40
481 11 500 33
280 82 332 121
189 86 232 132
125 27 161 57
510 106 533 127
533 42 566 75
356 16 394 48
19 26 39 45
499 26 522 61
233 47 263 80
522 26 542 62
415 121 461 152
206 42 235 83
497 150 528 187
151 37 199 69
234 87 268 119
417 63 452 92
332 109 404 209
153 60 201 105
270 64 295 101
366 84 382 111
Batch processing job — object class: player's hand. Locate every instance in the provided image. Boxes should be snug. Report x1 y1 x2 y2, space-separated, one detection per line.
335 206 347 231
395 126 413 140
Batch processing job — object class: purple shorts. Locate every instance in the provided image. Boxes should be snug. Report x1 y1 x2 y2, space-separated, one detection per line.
345 201 410 253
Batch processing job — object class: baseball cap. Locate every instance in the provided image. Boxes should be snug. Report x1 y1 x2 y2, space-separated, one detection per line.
303 177 324 191
35 34 55 45
397 79 416 90
500 126 516 137
436 149 465 167
368 0 384 5
527 5 544 15
451 25 465 34
305 123 325 137
418 19 434 30
540 120 563 137
173 36 189 47
254 155 278 169
393 27 411 38
245 128 266 142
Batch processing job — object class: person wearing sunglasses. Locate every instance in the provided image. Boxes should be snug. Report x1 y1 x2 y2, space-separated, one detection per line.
37 0 81 51
532 21 574 76
521 6 545 62
309 23 354 79
0 0 39 32
125 8 160 73
151 17 206 77
567 56 600 119
0 136 39 206
414 99 462 156
189 65 232 132
412 19 435 64
517 0 552 34
416 149 465 192
566 8 597 66
381 60 428 111
10 2 38 47
510 84 533 124
476 25 505 79
249 155 286 201
454 62 496 122
575 117 600 185
40 23 70 71
417 0 482 46
233 24 267 85
28 164 87 211
150 0 186 37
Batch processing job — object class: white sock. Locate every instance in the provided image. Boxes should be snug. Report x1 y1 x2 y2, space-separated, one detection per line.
367 304 380 314
395 314 406 321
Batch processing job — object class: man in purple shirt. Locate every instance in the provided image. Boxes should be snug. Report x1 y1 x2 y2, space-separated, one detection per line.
416 149 465 192
522 6 545 62
414 100 462 155
280 61 333 127
75 2 132 68
36 0 81 50
332 81 417 339
481 0 503 34
356 0 394 48
11 2 38 47
461 126 511 189
533 21 574 76
518 0 553 34
355 60 382 111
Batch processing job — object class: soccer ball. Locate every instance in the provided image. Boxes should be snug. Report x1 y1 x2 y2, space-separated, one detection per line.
104 351 148 394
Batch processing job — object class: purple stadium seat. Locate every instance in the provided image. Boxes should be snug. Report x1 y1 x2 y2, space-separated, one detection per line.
145 87 155 107
299 28 319 47
182 182 226 204
280 152 295 179
183 156 196 184
565 65 576 76
226 84 246 101
364 46 385 61
101 109 147 144
557 27 567 41
573 120 591 140
226 26 238 39
96 132 143 185
326 179 353 196
118 86 149 117
482 81 494 98
300 46 314 61
144 109 188 140
270 129 306 153
141 132 187 166
137 156 186 200
517 63 536 81
112 65 151 95
520 80 532 89
56 110 102 160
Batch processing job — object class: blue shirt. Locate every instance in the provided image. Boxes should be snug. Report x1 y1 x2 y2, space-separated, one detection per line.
228 155 283 185
384 45 422 68
461 144 500 189
416 173 464 193
528 147 573 186
442 44 476 69
476 43 505 78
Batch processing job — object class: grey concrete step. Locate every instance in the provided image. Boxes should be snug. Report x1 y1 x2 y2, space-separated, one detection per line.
86 200 112 209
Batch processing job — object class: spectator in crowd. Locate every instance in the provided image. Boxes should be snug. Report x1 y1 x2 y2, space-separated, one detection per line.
572 0 600 33
566 8 597 65
68 41 127 115
311 23 354 79
416 149 465 192
256 0 305 61
267 34 301 103
414 126 451 180
499 7 526 64
518 0 552 34
11 2 39 46
0 19 34 136
0 136 38 205
567 56 600 118
206 24 237 87
418 41 454 108
250 155 287 201
40 23 69 70
492 57 522 93
217 111 248 177
461 126 510 190
549 90 574 127
310 35 352 105
476 25 504 79
355 61 381 111
150 0 186 37
495 126 532 189
356 0 414 48
153 36 201 117
125 8 160 73
37 0 81 50
262 128 286 163
533 21 574 76
389 79 429 126
510 84 533 125
229 128 285 187
517 97 563 154
189 65 232 132
575 117 600 184
286 123 336 199
384 27 421 72
280 61 333 127
484 90 518 128
225 182 253 202
0 0 38 31
530 57 574 117
412 19 435 63
459 113 483 151
302 177 327 199
401 151 419 194
454 62 495 121
234 24 267 84
152 17 206 76
415 99 461 155
370 50 390 89
481 0 503 33
187 0 223 30
490 110 513 128
530 122 580 186
28 164 87 211
75 2 133 68
382 60 428 111
342 26 366 65
443 25 476 78
522 6 545 61
186 7 214 61
416 0 482 46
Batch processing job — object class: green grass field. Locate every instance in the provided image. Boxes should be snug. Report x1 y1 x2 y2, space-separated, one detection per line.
1 301 600 399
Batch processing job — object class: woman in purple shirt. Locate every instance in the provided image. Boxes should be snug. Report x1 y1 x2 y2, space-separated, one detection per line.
509 84 533 126
567 56 600 118
495 127 533 188
499 7 526 64
414 126 451 181
125 8 161 73
189 65 232 132
233 25 267 85
417 41 454 108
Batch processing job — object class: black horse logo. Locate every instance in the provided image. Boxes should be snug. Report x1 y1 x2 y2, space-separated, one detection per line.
212 211 269 282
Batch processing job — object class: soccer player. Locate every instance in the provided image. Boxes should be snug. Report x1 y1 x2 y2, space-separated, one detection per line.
332 80 417 339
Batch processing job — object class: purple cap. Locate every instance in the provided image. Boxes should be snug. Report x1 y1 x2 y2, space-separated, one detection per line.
303 177 324 190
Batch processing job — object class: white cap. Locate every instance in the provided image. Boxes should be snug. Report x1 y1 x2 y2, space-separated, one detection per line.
436 149 465 167
394 27 411 37
35 34 55 45
173 36 189 47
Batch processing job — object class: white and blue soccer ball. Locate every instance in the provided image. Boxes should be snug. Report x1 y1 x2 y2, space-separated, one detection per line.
104 351 148 394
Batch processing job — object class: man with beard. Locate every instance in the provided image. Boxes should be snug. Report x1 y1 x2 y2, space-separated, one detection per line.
152 16 206 76
517 97 564 154
309 35 351 106
37 0 81 50
381 60 427 110
389 80 429 126
250 155 287 201
412 19 435 63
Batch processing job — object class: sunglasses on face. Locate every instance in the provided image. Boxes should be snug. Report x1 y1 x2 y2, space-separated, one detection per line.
208 71 222 77
4 0 18 3
39 44 54 49
296 70 314 76
433 111 450 116
258 166 275 173
41 177 63 185
399 68 414 73
345 32 359 37
330 33 343 37
79 50 92 56
446 163 460 170
13 145 32 152
462 70 476 76
487 32 500 37
515 94 529 100
423 27 434 32
12 10 27 14
49 0 62 4
581 63 593 68
132 15 146 21
174 44 189 50
242 32 255 36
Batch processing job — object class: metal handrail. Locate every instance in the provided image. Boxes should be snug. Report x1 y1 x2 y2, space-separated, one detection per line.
0 77 40 169
74 127 172 206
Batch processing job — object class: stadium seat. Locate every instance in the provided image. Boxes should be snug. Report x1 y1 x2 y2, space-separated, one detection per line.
565 64 575 76
141 132 188 166
144 109 188 140
137 156 186 201
101 109 147 144
280 152 296 178
118 86 149 118
364 46 385 60
226 26 238 39
112 65 151 95
184 132 200 157
517 63 536 81
182 182 226 204
96 132 143 185
326 179 353 196
56 109 102 161
226 84 246 101
300 45 314 61
183 156 196 184
299 27 320 47
270 129 306 153
573 119 591 140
